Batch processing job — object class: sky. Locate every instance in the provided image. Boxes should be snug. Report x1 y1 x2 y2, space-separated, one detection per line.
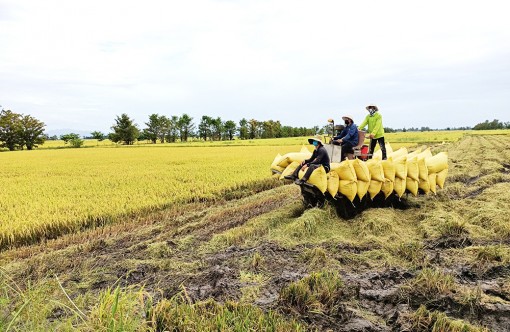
1 0 509 134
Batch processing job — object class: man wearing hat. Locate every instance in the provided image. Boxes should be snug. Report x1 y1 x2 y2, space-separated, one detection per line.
359 104 386 160
286 134 330 185
332 115 358 161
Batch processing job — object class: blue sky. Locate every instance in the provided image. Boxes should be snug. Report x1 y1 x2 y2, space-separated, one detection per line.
1 0 509 133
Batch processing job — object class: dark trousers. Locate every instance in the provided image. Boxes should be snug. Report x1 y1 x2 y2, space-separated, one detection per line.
293 163 328 181
341 141 354 161
369 137 387 160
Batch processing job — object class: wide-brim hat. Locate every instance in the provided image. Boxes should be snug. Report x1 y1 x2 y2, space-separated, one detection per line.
342 114 354 122
307 135 323 145
366 104 379 112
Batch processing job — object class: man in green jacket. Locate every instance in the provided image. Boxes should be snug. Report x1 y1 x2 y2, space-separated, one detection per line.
359 104 386 160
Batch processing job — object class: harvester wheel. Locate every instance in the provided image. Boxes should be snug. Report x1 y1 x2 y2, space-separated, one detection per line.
333 196 357 219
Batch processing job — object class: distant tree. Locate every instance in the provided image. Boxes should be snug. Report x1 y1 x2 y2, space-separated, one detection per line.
238 118 249 140
90 131 106 141
49 135 58 140
248 119 258 139
473 119 505 130
110 113 139 145
223 120 237 140
198 115 213 141
164 115 179 143
69 137 84 148
18 114 46 150
211 117 223 141
0 110 23 151
60 133 81 143
177 113 195 142
157 116 170 143
143 113 165 144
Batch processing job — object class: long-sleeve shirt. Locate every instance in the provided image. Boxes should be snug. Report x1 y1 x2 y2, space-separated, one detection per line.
305 145 330 170
334 124 359 146
359 113 384 139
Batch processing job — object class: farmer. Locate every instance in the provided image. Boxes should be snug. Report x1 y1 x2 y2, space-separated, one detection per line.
359 104 386 160
286 135 330 185
332 115 358 161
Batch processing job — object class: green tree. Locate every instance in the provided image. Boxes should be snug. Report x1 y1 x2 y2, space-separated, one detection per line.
177 113 195 142
248 119 258 139
90 131 106 141
0 110 23 151
143 113 165 144
18 114 46 150
164 115 179 143
60 133 81 143
158 115 170 143
198 115 213 141
110 113 139 145
224 120 237 140
211 117 223 141
238 118 249 140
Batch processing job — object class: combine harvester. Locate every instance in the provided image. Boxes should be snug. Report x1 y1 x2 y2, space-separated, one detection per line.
270 125 448 219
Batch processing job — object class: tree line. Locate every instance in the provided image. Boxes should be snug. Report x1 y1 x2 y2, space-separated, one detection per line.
1 109 317 149
473 119 510 130
86 113 318 145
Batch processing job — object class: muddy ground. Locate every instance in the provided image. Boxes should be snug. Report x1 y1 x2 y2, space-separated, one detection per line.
2 135 510 331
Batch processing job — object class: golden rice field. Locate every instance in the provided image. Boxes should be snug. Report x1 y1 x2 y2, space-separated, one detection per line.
1 130 508 251
0 145 301 249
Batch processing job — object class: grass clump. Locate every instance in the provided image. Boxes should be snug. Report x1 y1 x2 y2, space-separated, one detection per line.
391 241 427 266
299 247 329 268
279 271 346 315
402 305 489 332
400 268 455 304
88 285 151 332
152 291 304 332
239 271 269 303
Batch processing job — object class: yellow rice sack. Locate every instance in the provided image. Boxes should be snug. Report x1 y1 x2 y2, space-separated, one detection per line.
331 160 357 181
436 168 448 189
417 157 429 181
418 178 430 194
428 173 437 194
372 142 393 160
393 155 408 180
271 153 283 169
339 180 357 202
366 159 385 182
381 179 394 199
406 157 419 182
394 177 406 198
382 158 396 182
327 171 339 197
278 152 311 168
426 152 448 174
418 148 432 160
300 145 311 154
279 161 300 180
357 180 369 200
368 180 383 200
351 159 370 182
406 177 419 196
298 166 328 193
389 147 408 159
407 148 422 159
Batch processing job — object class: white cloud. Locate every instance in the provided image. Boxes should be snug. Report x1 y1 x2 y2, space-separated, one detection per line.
1 0 509 131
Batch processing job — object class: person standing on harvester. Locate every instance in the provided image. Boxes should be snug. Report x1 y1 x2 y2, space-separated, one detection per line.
286 135 330 185
359 104 386 160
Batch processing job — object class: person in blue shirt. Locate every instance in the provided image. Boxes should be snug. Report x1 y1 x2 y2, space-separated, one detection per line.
333 115 358 161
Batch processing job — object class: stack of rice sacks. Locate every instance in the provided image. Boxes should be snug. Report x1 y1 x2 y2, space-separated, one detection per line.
270 144 448 200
